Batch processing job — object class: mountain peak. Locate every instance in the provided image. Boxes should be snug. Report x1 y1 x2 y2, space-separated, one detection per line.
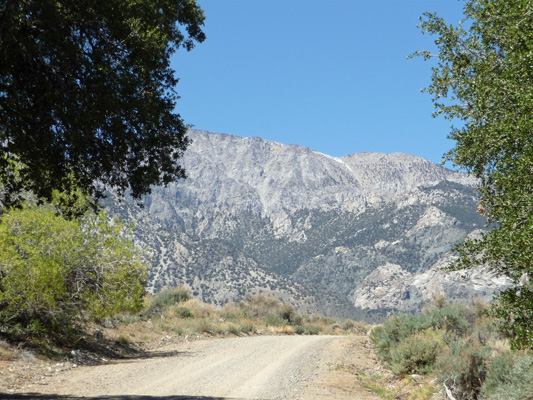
180 129 474 215
105 129 495 321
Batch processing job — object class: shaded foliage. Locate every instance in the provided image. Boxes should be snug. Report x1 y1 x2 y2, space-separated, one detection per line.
0 0 205 204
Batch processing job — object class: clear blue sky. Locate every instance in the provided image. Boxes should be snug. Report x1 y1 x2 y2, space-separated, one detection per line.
171 0 466 165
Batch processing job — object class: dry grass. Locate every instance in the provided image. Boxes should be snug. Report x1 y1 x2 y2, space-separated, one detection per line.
357 373 437 400
488 338 512 357
116 288 370 340
0 340 14 360
272 325 295 334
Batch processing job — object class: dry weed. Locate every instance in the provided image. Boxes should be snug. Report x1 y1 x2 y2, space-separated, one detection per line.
0 340 14 360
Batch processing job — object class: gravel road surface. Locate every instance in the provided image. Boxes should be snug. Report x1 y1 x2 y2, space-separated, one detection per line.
5 335 382 400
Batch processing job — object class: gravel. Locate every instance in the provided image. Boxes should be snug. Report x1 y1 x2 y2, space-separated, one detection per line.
34 335 345 399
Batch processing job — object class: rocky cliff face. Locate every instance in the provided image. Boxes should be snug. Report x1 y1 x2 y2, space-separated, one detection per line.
106 129 507 321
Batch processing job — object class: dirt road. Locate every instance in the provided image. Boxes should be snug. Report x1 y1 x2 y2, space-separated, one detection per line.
6 335 382 400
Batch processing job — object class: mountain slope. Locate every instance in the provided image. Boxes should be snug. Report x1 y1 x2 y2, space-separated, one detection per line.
107 129 506 320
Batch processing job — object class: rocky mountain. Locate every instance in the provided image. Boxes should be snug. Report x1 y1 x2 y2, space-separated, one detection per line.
105 129 508 321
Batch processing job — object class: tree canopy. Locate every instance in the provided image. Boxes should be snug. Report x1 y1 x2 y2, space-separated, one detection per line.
0 0 205 205
414 0 533 347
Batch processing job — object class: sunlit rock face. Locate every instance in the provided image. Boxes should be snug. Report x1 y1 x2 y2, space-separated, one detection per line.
105 130 505 321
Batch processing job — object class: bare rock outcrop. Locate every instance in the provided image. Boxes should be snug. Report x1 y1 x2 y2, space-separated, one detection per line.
106 129 505 320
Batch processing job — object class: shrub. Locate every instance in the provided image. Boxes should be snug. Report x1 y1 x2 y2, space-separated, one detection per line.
175 307 194 319
371 305 474 364
264 314 287 327
238 294 280 319
194 319 213 333
389 333 441 376
278 304 295 321
182 299 215 318
239 322 255 334
227 324 241 335
345 319 370 334
370 315 416 362
436 337 491 400
0 203 146 334
433 305 472 337
290 313 304 326
222 312 240 323
342 319 370 334
152 286 192 309
275 325 295 334
116 336 130 345
277 304 303 325
342 319 356 330
171 326 184 336
482 351 515 394
304 325 320 335
483 353 533 400
372 303 533 399
294 325 305 335
0 340 13 360
471 298 489 319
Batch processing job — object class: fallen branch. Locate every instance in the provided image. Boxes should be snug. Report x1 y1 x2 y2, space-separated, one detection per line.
443 378 458 400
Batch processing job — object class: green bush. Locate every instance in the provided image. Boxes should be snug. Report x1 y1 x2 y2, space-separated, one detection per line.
227 324 240 335
175 307 194 319
372 303 533 399
304 325 320 335
239 322 255 334
482 351 515 395
116 336 130 345
371 305 474 364
436 338 491 400
370 315 419 362
238 294 281 319
152 286 192 309
0 203 146 334
389 334 441 376
483 353 533 400
222 312 240 323
277 304 304 325
264 314 287 327
294 325 305 335
431 305 472 337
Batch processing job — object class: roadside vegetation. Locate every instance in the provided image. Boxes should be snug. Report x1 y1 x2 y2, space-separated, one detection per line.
117 286 369 339
0 194 148 356
370 297 533 400
0 270 368 360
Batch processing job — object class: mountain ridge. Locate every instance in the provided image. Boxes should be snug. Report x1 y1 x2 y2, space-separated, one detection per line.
105 129 506 321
